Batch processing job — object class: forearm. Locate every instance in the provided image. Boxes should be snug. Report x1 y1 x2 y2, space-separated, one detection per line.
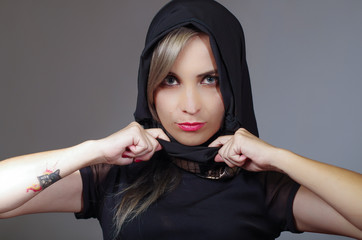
0 122 168 215
0 140 102 213
273 149 362 230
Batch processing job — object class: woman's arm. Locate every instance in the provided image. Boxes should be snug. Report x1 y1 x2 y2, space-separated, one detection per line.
275 148 362 233
0 140 99 215
210 128 362 238
0 122 168 217
0 170 83 218
293 185 362 239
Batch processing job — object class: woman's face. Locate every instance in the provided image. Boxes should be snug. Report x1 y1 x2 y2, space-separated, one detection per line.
154 34 224 146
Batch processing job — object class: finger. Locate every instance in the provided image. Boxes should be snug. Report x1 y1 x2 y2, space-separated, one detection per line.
216 142 247 168
134 150 155 162
229 154 247 167
208 135 232 147
214 153 223 162
146 128 169 151
118 151 134 165
216 144 236 168
214 152 235 167
118 157 134 166
146 128 170 142
129 135 153 155
155 143 163 152
146 134 163 153
217 139 233 161
222 158 237 168
225 145 248 167
122 150 135 158
132 133 162 160
240 159 263 172
128 142 144 153
214 154 235 166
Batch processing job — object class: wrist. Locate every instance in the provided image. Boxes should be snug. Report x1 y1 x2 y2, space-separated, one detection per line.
72 140 105 167
268 147 292 173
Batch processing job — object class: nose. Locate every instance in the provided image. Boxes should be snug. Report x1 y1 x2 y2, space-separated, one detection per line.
179 86 201 115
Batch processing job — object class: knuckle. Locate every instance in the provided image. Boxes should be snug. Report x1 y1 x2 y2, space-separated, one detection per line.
129 122 142 129
236 128 247 134
128 121 139 127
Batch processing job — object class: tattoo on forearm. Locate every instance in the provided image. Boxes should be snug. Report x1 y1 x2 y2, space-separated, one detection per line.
38 169 61 189
26 169 61 193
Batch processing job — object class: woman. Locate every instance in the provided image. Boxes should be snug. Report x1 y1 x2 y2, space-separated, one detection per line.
1 0 361 239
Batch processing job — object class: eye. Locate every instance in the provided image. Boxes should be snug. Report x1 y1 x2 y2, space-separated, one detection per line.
201 75 219 85
162 75 179 86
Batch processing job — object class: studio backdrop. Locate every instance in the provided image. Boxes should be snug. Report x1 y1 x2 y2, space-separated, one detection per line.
0 1 361 239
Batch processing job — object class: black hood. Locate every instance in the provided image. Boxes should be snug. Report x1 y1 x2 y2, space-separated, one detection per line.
134 0 258 138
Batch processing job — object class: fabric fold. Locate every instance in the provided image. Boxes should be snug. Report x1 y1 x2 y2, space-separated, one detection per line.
157 139 220 163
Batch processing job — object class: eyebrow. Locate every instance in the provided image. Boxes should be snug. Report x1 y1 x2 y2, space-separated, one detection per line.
196 70 218 78
168 70 218 78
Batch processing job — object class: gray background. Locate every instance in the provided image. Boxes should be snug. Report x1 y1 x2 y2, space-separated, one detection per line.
0 0 361 239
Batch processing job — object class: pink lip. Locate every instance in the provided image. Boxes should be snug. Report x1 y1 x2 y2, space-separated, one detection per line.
177 122 205 132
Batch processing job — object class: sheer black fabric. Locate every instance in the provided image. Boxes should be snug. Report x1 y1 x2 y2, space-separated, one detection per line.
75 164 301 240
157 139 219 163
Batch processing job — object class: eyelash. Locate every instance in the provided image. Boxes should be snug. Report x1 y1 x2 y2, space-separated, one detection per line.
162 75 179 86
201 75 219 85
161 74 219 87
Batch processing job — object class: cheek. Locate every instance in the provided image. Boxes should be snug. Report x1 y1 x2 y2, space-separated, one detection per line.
204 90 225 121
214 99 225 119
154 90 174 122
213 100 225 128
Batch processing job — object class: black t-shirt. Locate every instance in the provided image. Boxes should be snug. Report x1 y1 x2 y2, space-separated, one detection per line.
75 163 301 240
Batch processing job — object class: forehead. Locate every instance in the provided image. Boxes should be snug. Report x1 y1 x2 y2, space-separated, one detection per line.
170 34 217 74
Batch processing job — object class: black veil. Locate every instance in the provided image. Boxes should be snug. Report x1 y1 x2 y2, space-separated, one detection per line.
134 0 258 162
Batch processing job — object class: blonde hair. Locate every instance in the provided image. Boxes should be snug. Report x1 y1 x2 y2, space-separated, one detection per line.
113 27 200 236
147 27 199 120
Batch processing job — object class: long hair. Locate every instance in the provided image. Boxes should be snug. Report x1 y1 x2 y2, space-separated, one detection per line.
147 27 200 120
113 27 200 237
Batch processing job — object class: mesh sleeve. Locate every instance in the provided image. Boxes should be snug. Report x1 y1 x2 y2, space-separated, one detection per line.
258 171 302 233
75 164 113 219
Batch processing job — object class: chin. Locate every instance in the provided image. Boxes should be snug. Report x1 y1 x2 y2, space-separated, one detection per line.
173 134 210 146
178 141 203 146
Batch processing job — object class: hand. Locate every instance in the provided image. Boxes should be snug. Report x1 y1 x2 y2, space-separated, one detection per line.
97 122 170 165
209 128 280 172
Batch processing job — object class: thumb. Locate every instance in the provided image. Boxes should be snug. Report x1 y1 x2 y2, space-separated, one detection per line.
208 135 232 147
155 143 163 152
146 128 170 142
214 153 223 162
